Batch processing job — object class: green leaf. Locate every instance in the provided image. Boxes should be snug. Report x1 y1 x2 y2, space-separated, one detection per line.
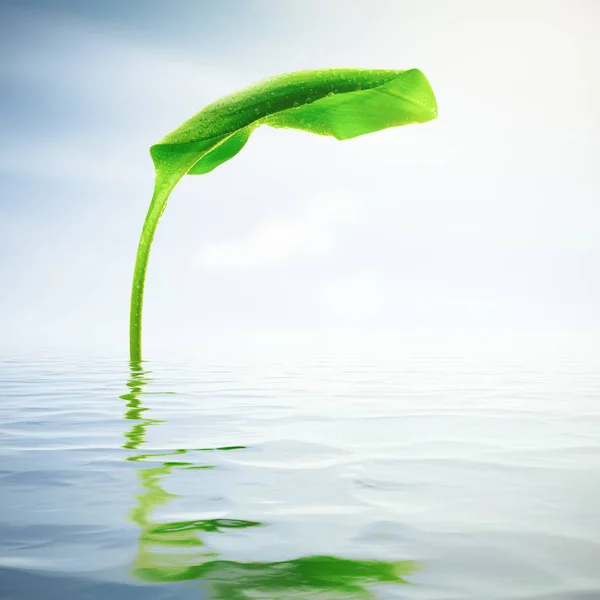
130 68 438 361
150 68 437 179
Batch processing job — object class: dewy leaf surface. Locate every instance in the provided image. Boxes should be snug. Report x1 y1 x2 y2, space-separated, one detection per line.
150 68 437 181
130 68 438 361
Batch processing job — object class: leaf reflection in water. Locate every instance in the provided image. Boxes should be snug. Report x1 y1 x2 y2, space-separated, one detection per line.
121 362 417 599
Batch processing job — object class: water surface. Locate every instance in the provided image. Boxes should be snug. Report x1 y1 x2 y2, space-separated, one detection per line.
1 352 599 599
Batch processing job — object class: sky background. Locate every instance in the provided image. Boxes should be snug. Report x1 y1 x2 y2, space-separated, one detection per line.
1 0 599 359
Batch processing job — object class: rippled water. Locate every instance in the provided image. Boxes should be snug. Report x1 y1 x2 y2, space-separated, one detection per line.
1 351 600 599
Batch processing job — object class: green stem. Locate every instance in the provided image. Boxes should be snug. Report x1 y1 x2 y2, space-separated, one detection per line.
130 147 206 362
129 177 178 362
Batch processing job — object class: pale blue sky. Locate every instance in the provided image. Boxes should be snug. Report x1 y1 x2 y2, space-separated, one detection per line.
1 0 599 358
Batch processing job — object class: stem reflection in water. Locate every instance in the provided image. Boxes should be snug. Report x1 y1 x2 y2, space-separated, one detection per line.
121 362 417 599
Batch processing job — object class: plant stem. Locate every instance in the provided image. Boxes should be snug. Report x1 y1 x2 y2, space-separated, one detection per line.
129 179 176 362
130 146 206 361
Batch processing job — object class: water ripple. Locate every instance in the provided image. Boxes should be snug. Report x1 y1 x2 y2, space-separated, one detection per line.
0 352 599 599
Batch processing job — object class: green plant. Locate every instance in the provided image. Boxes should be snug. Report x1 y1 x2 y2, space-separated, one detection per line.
130 68 438 361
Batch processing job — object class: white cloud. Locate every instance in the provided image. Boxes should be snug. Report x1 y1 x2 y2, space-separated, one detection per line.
318 269 386 321
196 191 362 269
